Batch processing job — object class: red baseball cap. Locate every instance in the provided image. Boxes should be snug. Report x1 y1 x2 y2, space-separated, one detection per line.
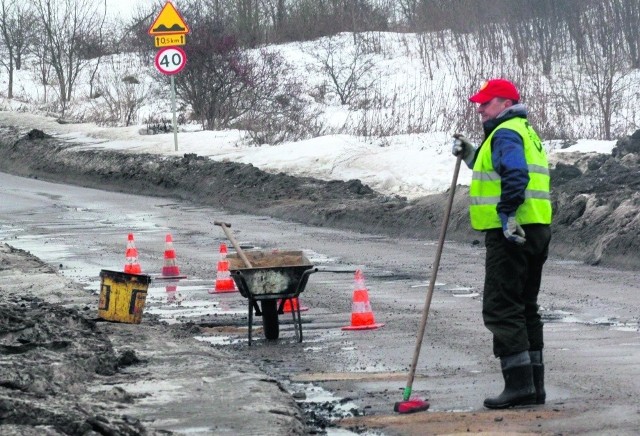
469 79 520 104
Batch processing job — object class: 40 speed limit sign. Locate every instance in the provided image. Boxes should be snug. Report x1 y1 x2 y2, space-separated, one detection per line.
154 47 187 75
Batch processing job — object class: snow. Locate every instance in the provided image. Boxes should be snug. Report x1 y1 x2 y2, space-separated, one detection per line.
0 32 618 200
3 115 612 199
552 140 616 155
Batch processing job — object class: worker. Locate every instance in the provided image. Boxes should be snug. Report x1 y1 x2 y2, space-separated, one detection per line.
452 78 552 409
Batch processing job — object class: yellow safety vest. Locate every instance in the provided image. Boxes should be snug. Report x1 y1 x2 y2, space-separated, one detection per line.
469 117 552 230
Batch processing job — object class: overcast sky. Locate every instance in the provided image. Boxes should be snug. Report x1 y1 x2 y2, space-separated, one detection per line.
107 0 165 20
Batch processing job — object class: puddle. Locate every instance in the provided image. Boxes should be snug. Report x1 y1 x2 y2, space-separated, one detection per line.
551 259 584 265
443 285 473 291
176 427 216 434
452 292 480 298
542 309 638 332
541 309 574 321
194 335 246 346
145 283 246 323
410 281 445 288
303 249 340 264
612 325 639 332
287 382 366 434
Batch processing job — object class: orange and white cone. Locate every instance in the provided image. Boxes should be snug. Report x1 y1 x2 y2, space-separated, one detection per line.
280 297 309 313
124 233 142 274
210 243 237 293
342 269 384 330
166 283 177 303
160 233 186 278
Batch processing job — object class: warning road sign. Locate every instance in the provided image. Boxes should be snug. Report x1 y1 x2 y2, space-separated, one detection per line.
148 1 190 36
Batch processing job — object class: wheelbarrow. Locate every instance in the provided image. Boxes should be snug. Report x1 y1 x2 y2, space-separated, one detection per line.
227 250 317 345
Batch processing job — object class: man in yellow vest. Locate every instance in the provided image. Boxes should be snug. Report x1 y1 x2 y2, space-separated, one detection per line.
453 78 552 409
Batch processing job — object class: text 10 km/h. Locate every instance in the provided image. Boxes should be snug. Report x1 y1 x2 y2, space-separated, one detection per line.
155 35 186 48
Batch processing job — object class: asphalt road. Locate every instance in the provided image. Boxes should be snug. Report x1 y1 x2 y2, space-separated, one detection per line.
1 171 639 435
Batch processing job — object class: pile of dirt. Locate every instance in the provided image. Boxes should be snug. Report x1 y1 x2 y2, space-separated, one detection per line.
550 131 640 268
0 295 148 435
0 125 638 269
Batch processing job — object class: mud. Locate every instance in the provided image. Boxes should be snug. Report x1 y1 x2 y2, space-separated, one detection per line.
0 295 147 435
0 244 308 435
0 126 638 269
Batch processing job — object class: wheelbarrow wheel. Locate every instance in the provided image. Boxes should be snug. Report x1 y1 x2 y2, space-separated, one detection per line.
261 300 279 340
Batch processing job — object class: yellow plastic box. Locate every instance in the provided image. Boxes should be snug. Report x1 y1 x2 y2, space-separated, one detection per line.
98 270 152 324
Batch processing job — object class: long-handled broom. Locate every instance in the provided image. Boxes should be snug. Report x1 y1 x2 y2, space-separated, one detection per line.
394 153 463 414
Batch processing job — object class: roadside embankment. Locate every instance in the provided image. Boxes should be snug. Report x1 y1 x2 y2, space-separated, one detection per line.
0 124 638 269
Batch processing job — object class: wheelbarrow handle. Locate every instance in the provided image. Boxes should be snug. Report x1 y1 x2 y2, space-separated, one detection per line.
214 221 253 268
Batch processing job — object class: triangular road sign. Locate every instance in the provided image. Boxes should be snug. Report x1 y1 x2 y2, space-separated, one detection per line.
148 1 190 36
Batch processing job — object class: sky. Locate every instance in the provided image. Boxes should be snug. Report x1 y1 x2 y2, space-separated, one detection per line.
107 0 162 20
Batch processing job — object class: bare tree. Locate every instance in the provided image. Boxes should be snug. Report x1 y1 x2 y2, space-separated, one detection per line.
33 0 107 113
611 0 640 69
0 0 17 98
233 0 263 47
311 34 375 105
528 0 564 76
581 1 630 139
89 57 151 127
0 0 36 97
260 0 286 42
239 49 324 144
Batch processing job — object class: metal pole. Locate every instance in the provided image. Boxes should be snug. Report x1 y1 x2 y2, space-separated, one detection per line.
171 75 178 152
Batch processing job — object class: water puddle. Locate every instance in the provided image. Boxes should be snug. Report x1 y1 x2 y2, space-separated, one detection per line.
194 335 246 346
287 382 365 435
144 281 246 323
410 281 445 288
452 293 480 298
542 309 639 332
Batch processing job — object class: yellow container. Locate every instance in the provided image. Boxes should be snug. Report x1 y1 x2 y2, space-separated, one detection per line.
98 270 152 324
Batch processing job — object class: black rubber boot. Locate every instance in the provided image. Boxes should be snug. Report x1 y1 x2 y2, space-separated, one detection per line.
532 363 546 404
484 364 536 409
529 350 545 405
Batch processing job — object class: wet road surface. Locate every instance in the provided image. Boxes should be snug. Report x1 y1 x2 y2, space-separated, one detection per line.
1 172 639 435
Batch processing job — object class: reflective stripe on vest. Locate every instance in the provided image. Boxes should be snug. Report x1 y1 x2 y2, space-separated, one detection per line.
469 117 552 230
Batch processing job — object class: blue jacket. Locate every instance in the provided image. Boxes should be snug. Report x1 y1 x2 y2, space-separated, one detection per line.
478 104 530 216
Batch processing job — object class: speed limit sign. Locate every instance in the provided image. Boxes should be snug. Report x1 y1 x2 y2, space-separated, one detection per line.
154 47 187 75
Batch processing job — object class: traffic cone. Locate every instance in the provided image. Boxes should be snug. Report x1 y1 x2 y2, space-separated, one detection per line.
280 297 309 313
342 269 384 330
210 243 237 293
160 233 186 279
124 233 142 274
166 283 177 303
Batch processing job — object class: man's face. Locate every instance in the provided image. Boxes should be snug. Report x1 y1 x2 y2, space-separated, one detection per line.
477 97 512 123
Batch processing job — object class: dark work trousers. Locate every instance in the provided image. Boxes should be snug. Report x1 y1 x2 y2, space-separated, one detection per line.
483 224 551 357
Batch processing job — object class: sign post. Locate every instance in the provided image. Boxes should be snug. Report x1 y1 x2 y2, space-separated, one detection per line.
171 76 178 151
148 1 190 152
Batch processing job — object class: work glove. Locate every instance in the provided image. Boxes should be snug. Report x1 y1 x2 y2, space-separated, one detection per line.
452 134 476 167
499 212 527 245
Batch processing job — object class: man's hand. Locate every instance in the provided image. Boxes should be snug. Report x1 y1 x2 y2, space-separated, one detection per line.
452 134 476 167
499 212 526 245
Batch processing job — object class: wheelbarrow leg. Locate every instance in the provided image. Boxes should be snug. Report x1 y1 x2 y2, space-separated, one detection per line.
288 299 300 342
288 298 303 343
296 302 303 342
248 296 254 346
